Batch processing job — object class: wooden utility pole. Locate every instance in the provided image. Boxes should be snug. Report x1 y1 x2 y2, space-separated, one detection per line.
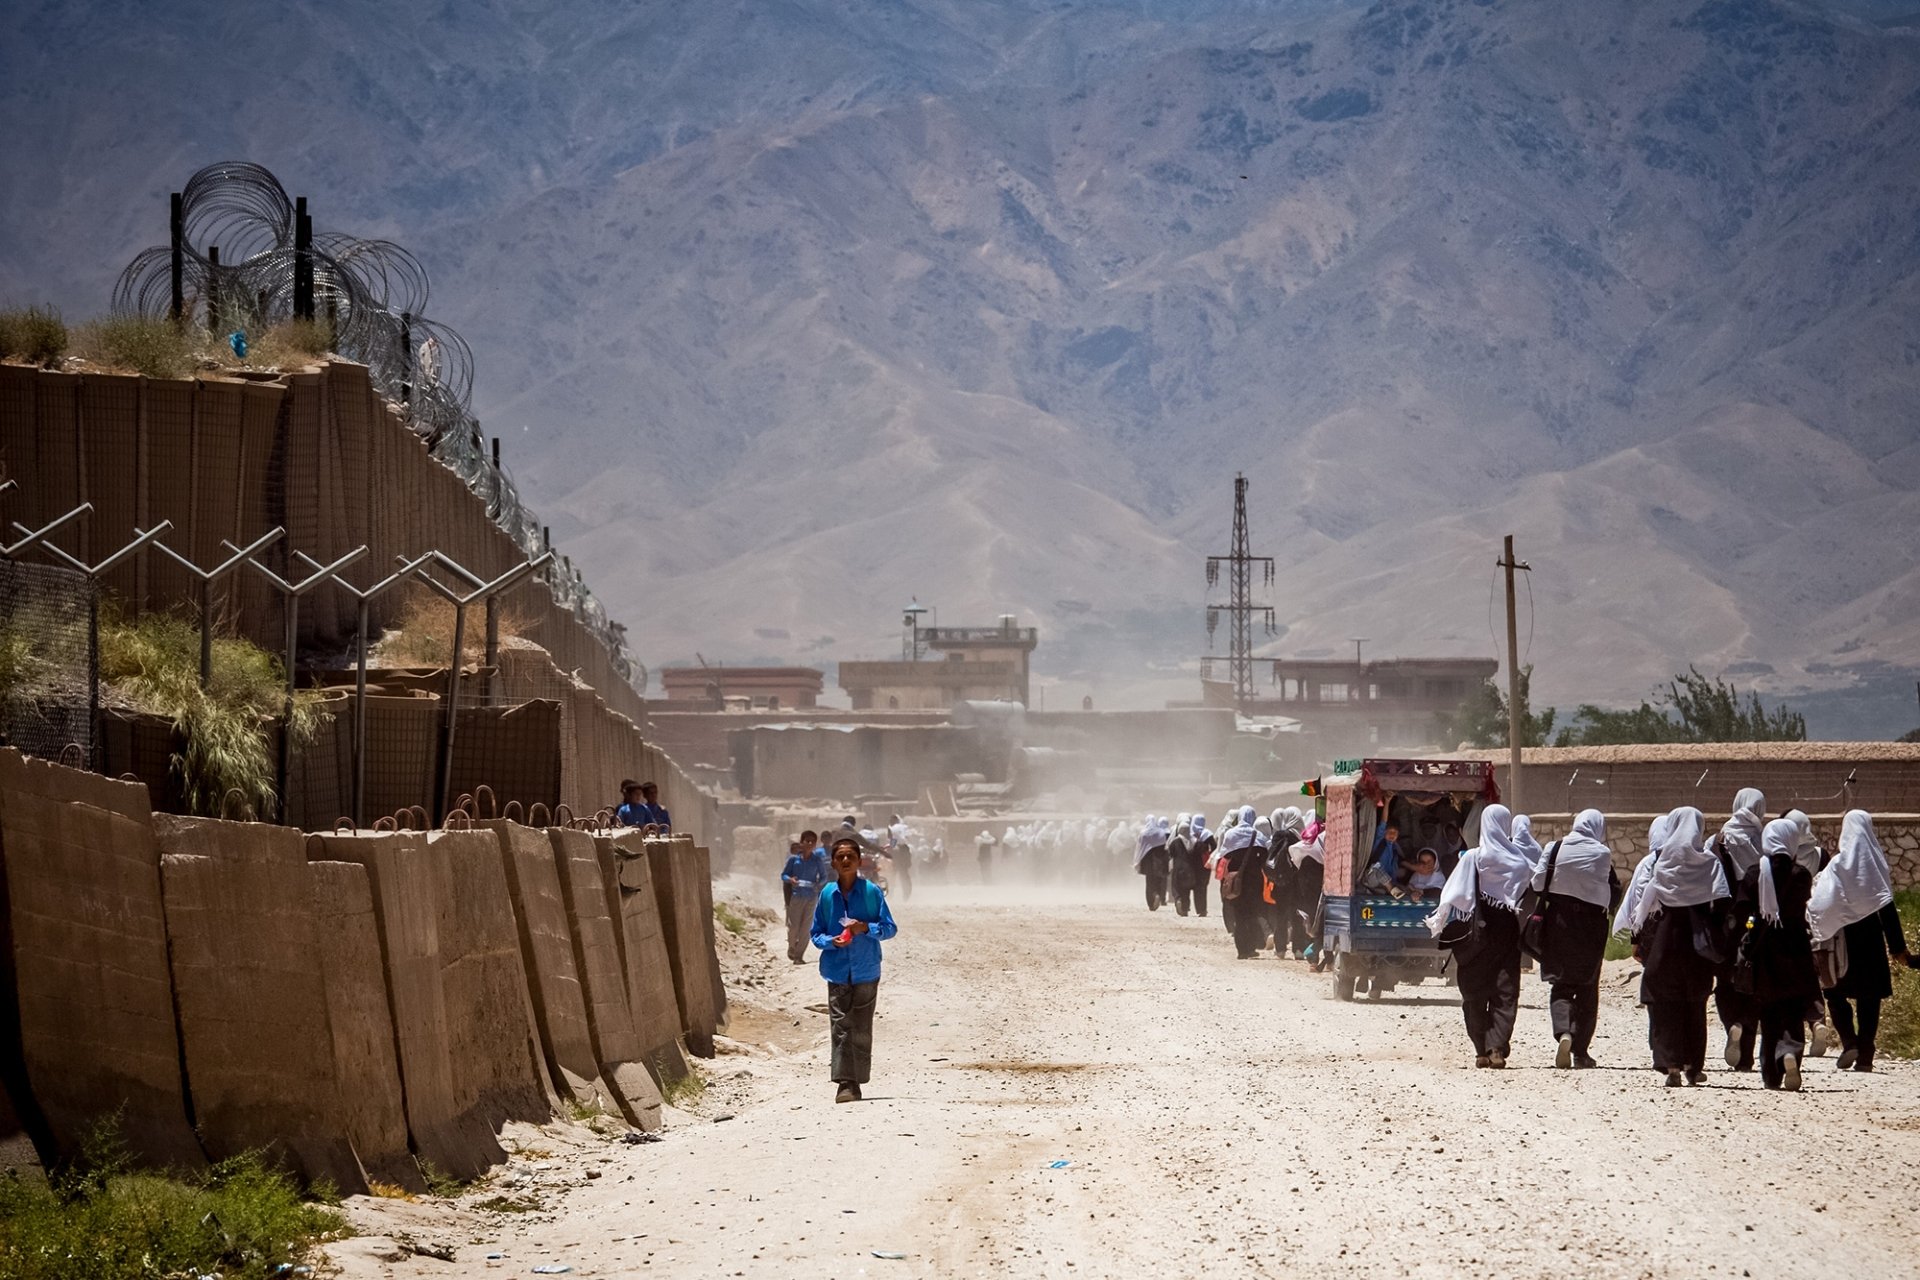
1499 535 1531 812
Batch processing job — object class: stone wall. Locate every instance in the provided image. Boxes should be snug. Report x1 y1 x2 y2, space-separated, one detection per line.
0 750 722 1179
1520 812 1920 889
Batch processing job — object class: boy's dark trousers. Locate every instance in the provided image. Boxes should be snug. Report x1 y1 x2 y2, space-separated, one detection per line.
829 981 878 1084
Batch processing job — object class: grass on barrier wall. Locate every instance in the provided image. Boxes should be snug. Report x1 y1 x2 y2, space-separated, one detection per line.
98 610 327 818
0 1125 347 1280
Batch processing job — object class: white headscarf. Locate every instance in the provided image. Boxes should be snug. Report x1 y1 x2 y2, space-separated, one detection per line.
1427 803 1534 937
1219 812 1264 854
1253 816 1273 840
1134 816 1166 867
1716 788 1767 876
1511 814 1546 868
1808 810 1894 945
1276 807 1305 837
1756 818 1799 925
1613 813 1673 935
1631 807 1729 932
1784 809 1822 876
1535 808 1613 909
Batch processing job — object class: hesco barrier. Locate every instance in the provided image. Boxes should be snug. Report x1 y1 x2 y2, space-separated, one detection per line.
0 363 641 719
0 750 722 1180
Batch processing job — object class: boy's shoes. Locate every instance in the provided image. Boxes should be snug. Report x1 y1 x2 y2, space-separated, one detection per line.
835 1083 859 1104
1487 1051 1506 1069
1555 1034 1574 1070
1573 1053 1597 1070
1809 1023 1830 1056
1836 1047 1858 1070
1475 1054 1491 1069
1723 1025 1744 1067
1665 1068 1683 1088
1687 1069 1707 1086
1782 1054 1801 1092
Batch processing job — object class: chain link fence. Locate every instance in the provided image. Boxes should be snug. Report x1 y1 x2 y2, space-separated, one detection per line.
0 561 95 763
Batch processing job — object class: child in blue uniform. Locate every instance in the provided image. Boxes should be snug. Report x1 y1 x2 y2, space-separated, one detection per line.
812 835 899 1103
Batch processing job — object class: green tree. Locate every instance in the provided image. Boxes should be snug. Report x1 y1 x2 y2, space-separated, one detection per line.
1554 666 1806 745
1437 665 1556 749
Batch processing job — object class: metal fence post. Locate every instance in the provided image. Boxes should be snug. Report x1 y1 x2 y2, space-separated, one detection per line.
293 549 426 828
413 550 552 822
230 542 367 821
144 526 284 687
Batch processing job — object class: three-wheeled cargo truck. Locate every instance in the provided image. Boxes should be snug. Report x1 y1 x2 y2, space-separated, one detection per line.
1320 757 1499 1001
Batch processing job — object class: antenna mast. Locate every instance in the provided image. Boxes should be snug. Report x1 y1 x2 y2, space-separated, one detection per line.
1202 473 1275 708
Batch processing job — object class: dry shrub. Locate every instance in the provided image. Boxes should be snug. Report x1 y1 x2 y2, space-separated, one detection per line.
377 583 533 670
0 305 68 365
249 317 334 369
74 315 195 379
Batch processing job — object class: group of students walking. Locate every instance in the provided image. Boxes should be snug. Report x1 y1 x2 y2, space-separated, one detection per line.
1430 794 1914 1086
1135 808 1329 963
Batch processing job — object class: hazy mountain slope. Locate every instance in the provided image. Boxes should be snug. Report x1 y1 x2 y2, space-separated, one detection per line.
4 0 1919 729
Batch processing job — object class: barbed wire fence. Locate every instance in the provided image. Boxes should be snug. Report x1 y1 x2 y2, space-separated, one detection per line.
111 160 637 691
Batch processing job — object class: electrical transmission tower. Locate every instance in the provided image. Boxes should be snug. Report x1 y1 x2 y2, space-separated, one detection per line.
1201 473 1275 708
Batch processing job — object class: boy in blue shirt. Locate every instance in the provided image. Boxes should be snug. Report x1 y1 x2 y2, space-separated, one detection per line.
780 830 830 964
811 835 899 1103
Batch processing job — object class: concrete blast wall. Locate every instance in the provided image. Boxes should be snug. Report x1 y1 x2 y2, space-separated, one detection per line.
0 750 721 1182
646 835 722 1058
0 752 203 1172
548 829 664 1129
153 816 365 1192
596 832 693 1085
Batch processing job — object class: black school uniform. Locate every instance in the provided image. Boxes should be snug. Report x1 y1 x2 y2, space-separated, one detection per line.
1638 903 1723 1075
1824 901 1910 1068
1737 855 1820 1087
1455 900 1524 1058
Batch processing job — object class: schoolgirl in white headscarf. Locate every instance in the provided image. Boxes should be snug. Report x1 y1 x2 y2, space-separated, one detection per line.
1511 814 1546 868
1735 818 1821 1089
1428 804 1533 1068
1808 811 1912 1072
1530 808 1617 1069
1715 787 1767 877
1613 812 1673 937
1633 807 1730 1086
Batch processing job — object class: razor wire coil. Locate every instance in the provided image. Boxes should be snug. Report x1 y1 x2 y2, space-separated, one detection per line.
111 161 636 686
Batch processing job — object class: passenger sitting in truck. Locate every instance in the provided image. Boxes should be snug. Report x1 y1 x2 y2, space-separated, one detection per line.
1359 823 1406 894
1403 848 1447 901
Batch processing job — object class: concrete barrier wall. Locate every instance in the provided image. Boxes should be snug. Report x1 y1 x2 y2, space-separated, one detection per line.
427 831 555 1133
0 752 203 1171
549 829 664 1129
0 751 726 1180
484 820 612 1108
312 831 504 1181
595 832 693 1085
306 857 418 1190
646 835 719 1058
153 816 365 1193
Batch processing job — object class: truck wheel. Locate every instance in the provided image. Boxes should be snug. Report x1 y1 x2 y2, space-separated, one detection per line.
1333 954 1356 1002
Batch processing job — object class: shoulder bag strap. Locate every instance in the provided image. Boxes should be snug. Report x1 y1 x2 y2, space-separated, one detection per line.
1541 840 1562 896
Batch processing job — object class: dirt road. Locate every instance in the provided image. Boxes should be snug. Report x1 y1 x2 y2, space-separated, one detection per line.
331 884 1920 1278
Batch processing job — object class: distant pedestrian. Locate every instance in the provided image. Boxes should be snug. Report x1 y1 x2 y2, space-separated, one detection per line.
780 830 829 965
1429 803 1532 1068
1532 809 1617 1069
812 835 899 1103
1810 810 1915 1073
976 828 996 883
1628 807 1730 1087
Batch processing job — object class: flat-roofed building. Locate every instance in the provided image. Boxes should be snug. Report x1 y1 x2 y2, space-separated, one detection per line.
658 665 824 711
1200 656 1499 749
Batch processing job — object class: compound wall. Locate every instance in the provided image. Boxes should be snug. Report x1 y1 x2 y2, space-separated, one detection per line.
0 750 722 1182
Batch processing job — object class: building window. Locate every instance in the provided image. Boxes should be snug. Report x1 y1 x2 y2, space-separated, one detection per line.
888 696 900 710
767 695 780 711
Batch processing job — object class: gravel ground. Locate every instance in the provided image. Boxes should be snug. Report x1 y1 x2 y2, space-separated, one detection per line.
328 882 1920 1279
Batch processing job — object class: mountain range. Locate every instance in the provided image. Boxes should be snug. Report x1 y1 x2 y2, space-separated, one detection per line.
5 0 1920 734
